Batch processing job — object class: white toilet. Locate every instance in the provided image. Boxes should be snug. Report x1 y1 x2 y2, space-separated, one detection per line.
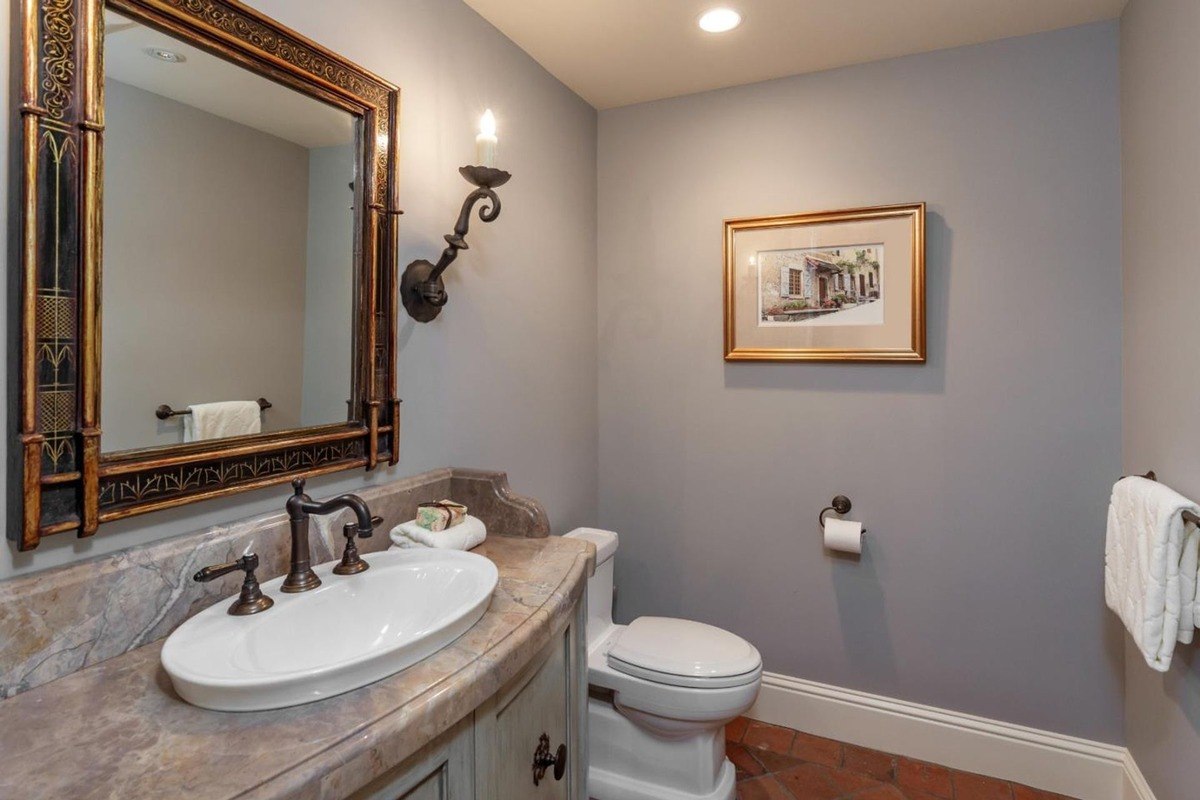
565 528 762 800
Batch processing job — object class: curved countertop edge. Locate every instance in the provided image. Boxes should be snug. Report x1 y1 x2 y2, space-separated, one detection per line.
0 536 595 800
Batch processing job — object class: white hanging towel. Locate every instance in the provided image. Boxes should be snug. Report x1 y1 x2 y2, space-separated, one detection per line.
183 400 262 442
389 516 487 551
1105 476 1200 671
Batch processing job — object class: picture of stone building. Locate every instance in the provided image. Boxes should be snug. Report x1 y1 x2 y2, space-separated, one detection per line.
757 245 883 325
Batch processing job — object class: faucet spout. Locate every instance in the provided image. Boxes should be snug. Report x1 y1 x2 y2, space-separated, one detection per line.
281 478 380 593
300 493 377 538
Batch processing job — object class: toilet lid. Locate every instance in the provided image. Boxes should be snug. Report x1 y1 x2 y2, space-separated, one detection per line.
608 617 762 689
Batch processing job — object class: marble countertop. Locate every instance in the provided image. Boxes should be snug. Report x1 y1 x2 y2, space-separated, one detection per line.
0 535 594 800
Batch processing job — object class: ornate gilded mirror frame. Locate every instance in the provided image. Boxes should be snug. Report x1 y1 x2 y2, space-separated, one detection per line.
12 0 401 550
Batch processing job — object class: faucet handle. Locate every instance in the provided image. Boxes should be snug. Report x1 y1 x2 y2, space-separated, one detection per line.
291 477 306 495
194 552 256 582
194 553 274 616
341 515 384 539
333 522 374 576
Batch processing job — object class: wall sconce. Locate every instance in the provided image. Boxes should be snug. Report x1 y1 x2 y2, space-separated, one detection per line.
401 110 511 322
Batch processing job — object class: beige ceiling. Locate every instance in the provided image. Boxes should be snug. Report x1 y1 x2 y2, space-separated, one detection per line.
104 10 355 148
463 0 1126 109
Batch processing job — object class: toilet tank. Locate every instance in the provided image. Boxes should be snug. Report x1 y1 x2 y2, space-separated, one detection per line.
564 528 618 649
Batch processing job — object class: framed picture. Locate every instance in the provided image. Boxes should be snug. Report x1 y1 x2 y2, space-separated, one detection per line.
723 203 925 362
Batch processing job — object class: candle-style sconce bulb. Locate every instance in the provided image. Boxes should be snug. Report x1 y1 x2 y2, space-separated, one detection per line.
476 109 498 168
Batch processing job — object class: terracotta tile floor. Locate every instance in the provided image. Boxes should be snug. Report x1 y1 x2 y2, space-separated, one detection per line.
727 717 1079 800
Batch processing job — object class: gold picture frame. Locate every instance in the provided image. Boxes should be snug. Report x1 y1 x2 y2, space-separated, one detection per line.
724 203 925 363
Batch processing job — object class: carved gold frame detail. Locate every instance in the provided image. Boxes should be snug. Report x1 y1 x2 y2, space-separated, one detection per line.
13 0 402 550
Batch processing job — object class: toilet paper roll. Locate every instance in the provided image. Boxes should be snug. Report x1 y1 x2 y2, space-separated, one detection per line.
824 517 864 554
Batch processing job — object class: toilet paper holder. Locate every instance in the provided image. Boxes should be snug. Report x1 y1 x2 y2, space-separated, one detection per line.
819 495 867 535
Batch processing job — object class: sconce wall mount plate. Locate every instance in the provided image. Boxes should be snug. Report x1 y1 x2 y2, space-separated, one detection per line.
401 166 512 322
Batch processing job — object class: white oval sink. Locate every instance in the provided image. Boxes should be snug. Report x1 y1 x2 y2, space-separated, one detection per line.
162 549 498 711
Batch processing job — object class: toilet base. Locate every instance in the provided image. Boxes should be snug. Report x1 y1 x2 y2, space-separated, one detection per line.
589 762 736 800
585 697 736 800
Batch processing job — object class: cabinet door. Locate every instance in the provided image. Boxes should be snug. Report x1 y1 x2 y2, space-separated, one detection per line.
347 715 474 800
475 602 586 800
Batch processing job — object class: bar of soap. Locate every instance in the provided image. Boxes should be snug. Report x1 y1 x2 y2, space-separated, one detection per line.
416 500 467 532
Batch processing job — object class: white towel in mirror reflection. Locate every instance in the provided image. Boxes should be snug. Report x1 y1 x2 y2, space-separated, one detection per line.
183 400 263 442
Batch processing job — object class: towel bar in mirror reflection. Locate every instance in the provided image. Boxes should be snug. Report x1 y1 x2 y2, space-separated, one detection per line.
1135 471 1200 527
155 398 273 420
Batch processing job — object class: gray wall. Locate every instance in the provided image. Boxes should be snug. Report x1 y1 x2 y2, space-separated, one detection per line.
1120 0 1200 794
102 79 309 451
597 22 1124 742
300 143 355 427
0 0 598 579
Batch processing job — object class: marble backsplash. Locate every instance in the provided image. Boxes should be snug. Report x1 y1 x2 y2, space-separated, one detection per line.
0 467 550 698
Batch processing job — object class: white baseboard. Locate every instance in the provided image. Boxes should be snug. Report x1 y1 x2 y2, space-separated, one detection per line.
1121 751 1155 800
747 672 1153 800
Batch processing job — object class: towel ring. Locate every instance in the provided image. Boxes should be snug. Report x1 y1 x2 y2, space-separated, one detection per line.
819 494 866 534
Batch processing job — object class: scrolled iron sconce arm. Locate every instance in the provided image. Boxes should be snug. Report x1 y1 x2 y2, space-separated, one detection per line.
401 165 511 322
424 184 501 301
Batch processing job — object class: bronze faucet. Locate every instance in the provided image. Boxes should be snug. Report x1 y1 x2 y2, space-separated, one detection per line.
283 478 382 592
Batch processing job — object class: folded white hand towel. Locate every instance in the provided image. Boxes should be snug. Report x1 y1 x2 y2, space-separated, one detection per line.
183 400 262 442
1105 476 1200 671
389 515 487 551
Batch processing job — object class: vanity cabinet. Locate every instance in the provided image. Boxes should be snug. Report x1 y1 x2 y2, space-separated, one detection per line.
475 608 584 800
349 717 476 800
348 600 587 800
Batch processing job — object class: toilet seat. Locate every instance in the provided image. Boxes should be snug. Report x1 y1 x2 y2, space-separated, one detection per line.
607 617 762 689
608 658 761 689
589 643 762 725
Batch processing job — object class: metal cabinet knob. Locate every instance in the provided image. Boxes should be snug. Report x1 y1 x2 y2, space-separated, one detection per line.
532 732 567 785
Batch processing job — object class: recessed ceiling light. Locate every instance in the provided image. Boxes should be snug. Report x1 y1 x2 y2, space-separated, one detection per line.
698 8 742 33
145 47 185 64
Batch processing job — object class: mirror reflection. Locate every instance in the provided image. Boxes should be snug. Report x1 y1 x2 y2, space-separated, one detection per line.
101 9 359 453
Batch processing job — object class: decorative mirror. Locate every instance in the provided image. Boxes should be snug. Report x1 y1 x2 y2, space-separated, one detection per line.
12 0 402 550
